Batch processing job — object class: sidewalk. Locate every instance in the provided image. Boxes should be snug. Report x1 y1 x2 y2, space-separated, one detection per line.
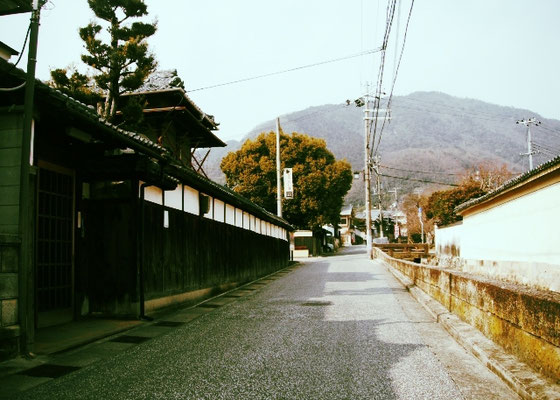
382 259 560 400
0 263 300 398
34 318 143 355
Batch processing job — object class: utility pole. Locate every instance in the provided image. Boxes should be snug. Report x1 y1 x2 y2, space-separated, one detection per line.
276 117 282 217
363 89 373 257
388 187 399 207
19 0 42 357
516 118 541 171
372 156 384 239
419 206 424 244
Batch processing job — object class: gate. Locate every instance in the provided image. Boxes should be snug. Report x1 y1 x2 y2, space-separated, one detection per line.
36 164 75 327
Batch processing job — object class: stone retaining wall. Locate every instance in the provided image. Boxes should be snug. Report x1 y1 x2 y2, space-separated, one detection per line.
374 248 560 382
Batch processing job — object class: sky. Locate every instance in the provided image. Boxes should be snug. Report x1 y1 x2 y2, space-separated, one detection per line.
1 0 559 142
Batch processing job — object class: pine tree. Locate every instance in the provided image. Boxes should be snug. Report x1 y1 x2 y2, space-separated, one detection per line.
78 0 157 120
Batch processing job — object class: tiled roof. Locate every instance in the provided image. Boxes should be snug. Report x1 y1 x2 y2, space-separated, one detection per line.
340 205 353 216
127 69 218 130
455 155 560 214
134 69 185 92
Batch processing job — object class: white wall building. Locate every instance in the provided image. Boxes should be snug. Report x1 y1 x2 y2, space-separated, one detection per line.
436 157 560 292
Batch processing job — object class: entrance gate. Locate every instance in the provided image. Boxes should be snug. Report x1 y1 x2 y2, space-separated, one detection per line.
36 164 74 327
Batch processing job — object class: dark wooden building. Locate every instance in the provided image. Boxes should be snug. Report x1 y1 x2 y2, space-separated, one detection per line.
0 61 292 360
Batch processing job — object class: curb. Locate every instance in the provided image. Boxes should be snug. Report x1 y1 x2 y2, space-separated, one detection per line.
385 262 560 400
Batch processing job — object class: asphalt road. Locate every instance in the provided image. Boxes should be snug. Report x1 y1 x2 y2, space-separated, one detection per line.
13 246 517 399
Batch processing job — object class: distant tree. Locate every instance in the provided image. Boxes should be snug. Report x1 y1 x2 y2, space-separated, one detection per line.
401 191 433 243
458 161 516 192
51 0 157 121
424 182 485 226
424 162 516 226
221 131 353 229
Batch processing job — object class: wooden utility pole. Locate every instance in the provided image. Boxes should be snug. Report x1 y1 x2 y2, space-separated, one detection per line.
363 94 373 257
276 117 282 217
19 0 42 356
374 156 384 239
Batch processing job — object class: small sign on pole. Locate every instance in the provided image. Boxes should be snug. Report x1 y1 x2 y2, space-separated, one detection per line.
283 168 293 199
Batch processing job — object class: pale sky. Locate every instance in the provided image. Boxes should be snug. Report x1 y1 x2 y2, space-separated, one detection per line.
1 0 558 142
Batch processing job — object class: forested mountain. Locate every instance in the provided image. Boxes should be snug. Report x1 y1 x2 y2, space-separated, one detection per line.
200 91 560 205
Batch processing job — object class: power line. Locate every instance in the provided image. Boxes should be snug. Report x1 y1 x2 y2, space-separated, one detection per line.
374 0 415 155
533 140 560 152
532 142 559 156
380 164 463 176
539 124 560 138
381 173 458 187
369 0 397 154
187 47 383 93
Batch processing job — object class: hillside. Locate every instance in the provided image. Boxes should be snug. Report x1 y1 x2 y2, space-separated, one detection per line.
200 91 560 205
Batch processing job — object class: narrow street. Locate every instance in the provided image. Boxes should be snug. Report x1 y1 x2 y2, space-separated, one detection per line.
10 247 516 399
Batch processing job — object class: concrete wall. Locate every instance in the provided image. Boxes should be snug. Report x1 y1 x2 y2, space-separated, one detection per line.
374 248 560 382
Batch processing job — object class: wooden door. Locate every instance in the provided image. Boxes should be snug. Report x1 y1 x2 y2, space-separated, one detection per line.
36 163 75 328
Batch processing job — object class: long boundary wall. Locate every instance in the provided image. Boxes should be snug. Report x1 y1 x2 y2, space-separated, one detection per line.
374 248 560 382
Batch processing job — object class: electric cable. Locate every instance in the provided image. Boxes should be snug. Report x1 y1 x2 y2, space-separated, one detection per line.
0 20 33 90
380 164 463 176
381 173 459 187
374 0 415 156
187 47 383 93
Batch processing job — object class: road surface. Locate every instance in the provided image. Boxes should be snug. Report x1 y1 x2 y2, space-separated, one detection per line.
12 246 517 399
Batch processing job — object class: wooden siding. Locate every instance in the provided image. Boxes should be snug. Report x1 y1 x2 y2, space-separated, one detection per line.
81 198 289 315
142 203 289 302
0 113 23 234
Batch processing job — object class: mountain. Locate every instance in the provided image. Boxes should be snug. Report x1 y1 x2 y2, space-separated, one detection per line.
200 91 560 205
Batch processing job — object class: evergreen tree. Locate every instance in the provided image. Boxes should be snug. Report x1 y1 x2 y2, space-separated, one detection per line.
78 0 157 120
50 67 103 106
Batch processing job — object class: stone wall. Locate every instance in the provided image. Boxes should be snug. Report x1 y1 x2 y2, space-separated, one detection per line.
374 248 560 382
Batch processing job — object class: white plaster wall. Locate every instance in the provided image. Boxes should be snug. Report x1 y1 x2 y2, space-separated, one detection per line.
165 185 183 211
183 186 199 215
144 186 162 205
461 182 560 291
256 218 261 234
435 223 462 257
235 208 243 228
462 182 560 265
214 199 225 223
242 212 249 229
225 204 235 225
250 215 256 232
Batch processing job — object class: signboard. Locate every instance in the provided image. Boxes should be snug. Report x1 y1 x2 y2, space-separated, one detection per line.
283 168 293 199
394 224 400 238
